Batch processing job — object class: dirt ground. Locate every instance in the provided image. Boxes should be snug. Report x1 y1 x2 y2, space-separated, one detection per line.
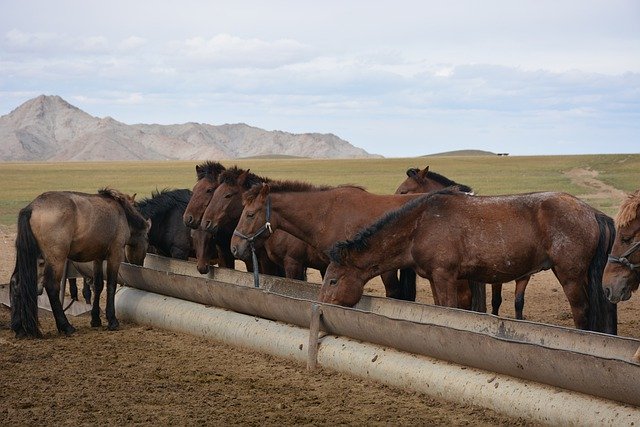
1 214 638 425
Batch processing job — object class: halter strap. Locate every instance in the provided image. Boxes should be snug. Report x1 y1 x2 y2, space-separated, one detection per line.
233 196 272 288
608 240 640 271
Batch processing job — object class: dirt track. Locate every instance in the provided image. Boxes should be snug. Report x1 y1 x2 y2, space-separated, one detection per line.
1 213 639 425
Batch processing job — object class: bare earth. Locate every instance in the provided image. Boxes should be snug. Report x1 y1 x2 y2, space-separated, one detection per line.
2 183 639 427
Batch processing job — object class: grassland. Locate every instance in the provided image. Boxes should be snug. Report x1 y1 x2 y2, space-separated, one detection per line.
0 154 638 225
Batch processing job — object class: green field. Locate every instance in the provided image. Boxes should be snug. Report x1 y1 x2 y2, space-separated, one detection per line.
0 154 638 225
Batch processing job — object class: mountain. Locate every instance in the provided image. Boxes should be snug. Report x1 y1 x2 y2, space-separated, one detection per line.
0 95 378 161
424 149 498 157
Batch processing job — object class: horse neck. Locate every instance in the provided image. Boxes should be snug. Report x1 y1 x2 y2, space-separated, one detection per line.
271 189 422 252
343 211 419 278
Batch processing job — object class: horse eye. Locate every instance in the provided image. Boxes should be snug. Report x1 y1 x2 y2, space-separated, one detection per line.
621 236 632 244
399 191 408 195
224 193 233 199
329 278 338 286
246 212 255 218
206 188 215 194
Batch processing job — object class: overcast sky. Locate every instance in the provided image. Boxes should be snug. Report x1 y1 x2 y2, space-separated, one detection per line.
1 0 638 157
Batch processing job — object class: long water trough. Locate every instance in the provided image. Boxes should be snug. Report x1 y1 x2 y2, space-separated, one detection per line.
75 254 640 425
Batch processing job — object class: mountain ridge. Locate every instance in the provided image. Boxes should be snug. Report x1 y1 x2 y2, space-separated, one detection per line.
0 95 379 161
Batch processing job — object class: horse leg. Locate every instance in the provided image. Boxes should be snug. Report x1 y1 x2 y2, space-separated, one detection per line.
431 269 459 308
91 261 104 327
491 283 502 315
380 270 401 299
82 277 93 304
284 258 305 280
554 269 589 330
43 263 76 335
514 276 530 320
456 280 472 310
69 277 79 301
105 259 121 330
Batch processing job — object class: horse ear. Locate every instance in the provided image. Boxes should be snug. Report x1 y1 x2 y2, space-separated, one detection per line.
259 183 271 198
146 218 152 229
237 169 251 187
132 193 137 201
418 166 429 179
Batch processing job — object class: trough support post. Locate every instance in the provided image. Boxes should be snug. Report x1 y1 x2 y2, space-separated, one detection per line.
307 303 323 371
633 346 640 364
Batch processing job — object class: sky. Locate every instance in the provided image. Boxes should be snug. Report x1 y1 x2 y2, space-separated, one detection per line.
1 0 638 157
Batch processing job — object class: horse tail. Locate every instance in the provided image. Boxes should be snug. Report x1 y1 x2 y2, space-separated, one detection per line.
587 213 617 334
398 268 417 301
11 206 42 337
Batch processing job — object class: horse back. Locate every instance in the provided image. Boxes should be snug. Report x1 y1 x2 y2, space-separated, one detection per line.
29 191 130 262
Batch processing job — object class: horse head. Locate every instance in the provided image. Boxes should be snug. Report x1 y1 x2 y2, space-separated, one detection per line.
183 161 226 228
191 228 218 274
395 166 431 194
201 169 252 235
603 190 640 303
230 183 273 261
125 218 150 266
319 262 366 307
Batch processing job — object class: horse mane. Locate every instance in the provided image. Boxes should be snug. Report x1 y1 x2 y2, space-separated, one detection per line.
243 180 342 204
615 189 640 228
407 168 474 193
218 166 272 189
329 187 463 264
137 188 192 220
98 188 148 230
196 161 226 181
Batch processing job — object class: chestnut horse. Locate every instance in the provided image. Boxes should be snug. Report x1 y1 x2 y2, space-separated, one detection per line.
396 165 531 319
603 189 640 303
201 167 327 280
230 182 450 305
11 189 149 338
183 161 226 229
321 188 617 334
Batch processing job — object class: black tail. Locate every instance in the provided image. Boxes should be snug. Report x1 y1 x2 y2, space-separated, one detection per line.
398 268 417 301
587 213 617 334
469 281 487 313
11 207 42 337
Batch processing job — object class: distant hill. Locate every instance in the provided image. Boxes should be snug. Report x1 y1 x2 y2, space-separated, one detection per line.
424 149 498 157
0 95 379 161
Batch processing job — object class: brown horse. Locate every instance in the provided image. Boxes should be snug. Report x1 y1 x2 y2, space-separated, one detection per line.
603 189 640 303
396 165 530 319
230 181 450 304
201 167 327 279
183 161 226 229
190 228 220 274
320 188 617 334
10 189 149 338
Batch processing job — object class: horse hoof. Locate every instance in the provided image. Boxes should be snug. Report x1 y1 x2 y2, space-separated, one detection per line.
91 319 102 328
63 325 77 336
108 321 119 331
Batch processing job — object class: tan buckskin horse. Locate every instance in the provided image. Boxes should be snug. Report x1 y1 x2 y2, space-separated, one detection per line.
321 188 618 334
11 189 149 338
603 189 640 303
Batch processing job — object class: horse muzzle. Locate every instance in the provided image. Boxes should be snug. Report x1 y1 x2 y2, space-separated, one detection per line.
183 214 200 229
203 220 218 235
603 284 632 304
230 242 251 261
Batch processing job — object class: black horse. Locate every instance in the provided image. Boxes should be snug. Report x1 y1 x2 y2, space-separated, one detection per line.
137 189 194 260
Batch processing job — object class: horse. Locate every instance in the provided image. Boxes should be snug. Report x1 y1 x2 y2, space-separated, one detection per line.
320 188 618 334
230 181 447 304
190 228 220 274
396 165 531 319
138 188 194 260
183 161 226 229
10 189 149 337
201 167 328 280
602 189 640 303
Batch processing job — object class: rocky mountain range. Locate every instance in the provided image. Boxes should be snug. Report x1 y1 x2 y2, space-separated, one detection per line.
0 95 377 161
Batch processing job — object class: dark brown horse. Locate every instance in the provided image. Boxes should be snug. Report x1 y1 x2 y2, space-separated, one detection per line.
321 188 617 334
201 167 327 280
190 228 220 274
603 189 640 303
396 165 531 319
230 181 450 304
183 161 226 229
11 189 149 337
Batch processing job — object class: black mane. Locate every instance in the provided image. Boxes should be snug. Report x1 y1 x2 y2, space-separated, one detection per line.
329 187 463 264
218 166 271 189
137 188 192 220
196 161 226 181
98 188 148 231
407 168 473 193
243 180 339 204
